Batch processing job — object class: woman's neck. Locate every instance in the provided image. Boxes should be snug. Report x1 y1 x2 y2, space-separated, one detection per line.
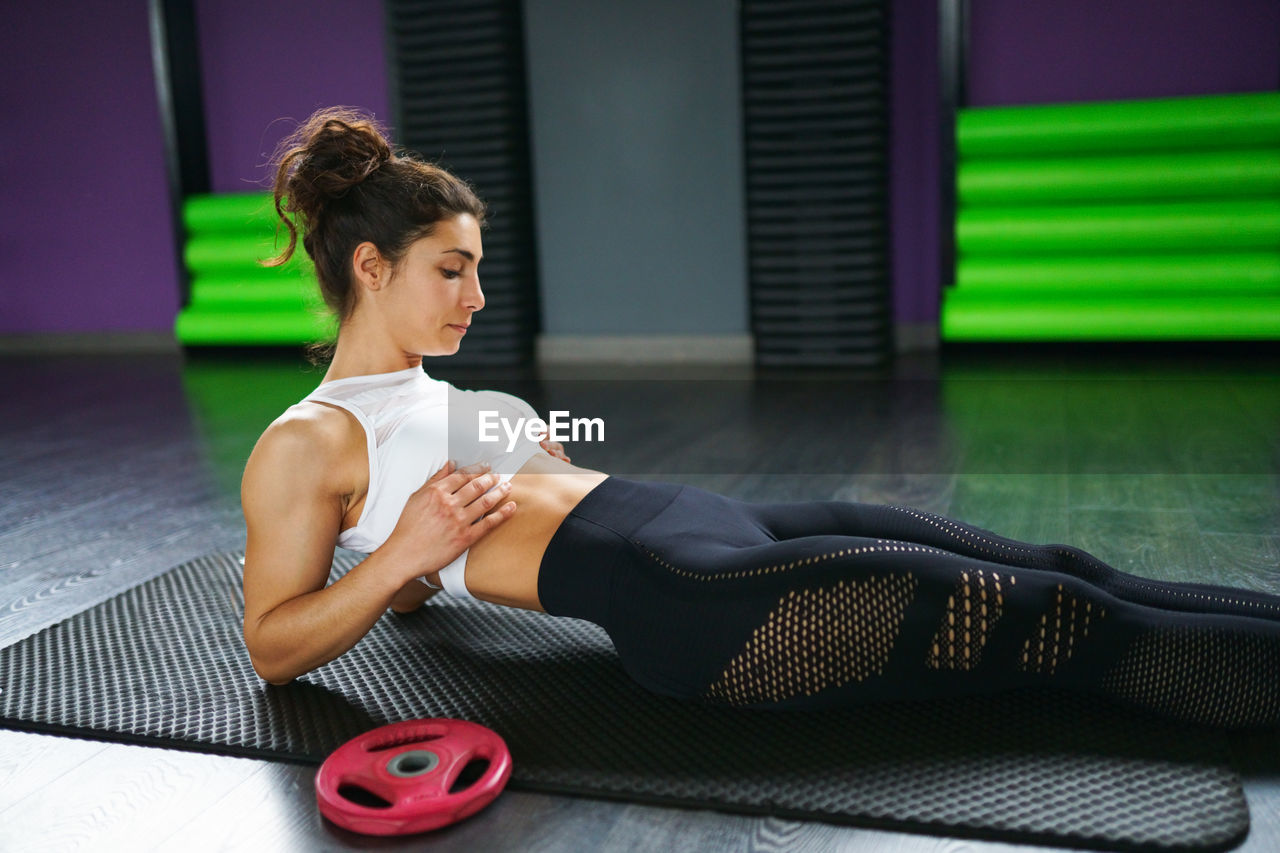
321 328 424 383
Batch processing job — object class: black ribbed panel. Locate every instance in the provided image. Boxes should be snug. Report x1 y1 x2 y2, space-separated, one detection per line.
741 0 893 366
387 0 539 366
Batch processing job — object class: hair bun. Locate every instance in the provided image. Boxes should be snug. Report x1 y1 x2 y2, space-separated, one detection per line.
266 108 394 264
292 109 392 201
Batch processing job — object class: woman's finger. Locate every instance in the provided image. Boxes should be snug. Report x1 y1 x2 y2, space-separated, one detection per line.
460 470 502 504
440 463 490 494
467 482 512 523
471 500 516 539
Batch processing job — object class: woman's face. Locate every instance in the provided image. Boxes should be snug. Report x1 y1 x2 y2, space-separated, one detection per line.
382 213 485 356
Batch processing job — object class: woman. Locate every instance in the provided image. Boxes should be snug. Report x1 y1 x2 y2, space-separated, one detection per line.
242 108 1280 729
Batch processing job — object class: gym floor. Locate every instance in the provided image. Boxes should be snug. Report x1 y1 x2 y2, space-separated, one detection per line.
2 343 1278 851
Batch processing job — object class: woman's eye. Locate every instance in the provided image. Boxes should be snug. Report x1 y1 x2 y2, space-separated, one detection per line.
441 269 462 280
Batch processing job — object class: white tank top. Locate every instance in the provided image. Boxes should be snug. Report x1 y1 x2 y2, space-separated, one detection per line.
300 366 545 598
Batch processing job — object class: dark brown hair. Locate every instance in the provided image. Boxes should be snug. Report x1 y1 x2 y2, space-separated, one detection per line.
264 107 486 325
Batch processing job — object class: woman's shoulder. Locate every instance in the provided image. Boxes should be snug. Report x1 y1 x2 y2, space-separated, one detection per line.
243 401 365 495
267 398 363 450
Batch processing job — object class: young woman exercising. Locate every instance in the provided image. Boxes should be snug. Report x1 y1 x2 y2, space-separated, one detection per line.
241 108 1280 729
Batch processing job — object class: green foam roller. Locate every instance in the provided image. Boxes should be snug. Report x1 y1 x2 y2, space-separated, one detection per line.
185 257 313 281
940 293 1280 340
958 200 1280 254
188 276 325 310
175 308 337 345
958 92 1280 157
185 233 311 275
957 253 1280 293
959 150 1280 205
183 193 283 232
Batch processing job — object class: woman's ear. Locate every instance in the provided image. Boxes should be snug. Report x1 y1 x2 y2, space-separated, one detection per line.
351 242 385 292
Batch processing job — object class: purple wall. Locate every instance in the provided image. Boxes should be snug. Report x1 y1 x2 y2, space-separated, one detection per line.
968 0 1280 107
2 1 178 334
196 0 390 193
889 0 941 332
0 1 388 336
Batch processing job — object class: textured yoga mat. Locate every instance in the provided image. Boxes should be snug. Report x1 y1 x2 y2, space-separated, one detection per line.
0 551 1251 852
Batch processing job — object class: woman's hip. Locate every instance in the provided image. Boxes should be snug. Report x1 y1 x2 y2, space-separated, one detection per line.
535 477 685 622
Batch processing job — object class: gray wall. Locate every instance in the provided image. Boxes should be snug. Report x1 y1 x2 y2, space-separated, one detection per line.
522 0 748 338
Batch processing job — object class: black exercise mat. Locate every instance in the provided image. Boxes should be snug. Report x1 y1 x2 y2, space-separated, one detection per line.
0 551 1249 851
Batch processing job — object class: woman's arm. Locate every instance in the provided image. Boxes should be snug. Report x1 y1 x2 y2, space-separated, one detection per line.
241 412 397 684
241 410 514 684
246 549 412 684
389 576 440 613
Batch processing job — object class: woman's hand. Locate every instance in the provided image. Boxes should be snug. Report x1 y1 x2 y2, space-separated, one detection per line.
380 461 515 581
537 429 571 463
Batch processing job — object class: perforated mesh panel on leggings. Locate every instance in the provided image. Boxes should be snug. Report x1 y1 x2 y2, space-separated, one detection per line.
705 574 917 705
683 555 1280 727
927 568 1009 671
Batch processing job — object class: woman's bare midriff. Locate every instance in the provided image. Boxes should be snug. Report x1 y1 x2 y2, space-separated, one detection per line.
440 452 608 611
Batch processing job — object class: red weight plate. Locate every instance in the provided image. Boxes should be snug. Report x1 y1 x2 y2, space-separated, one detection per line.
315 718 512 835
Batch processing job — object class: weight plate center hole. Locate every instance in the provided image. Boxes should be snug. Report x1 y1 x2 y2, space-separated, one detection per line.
386 750 440 777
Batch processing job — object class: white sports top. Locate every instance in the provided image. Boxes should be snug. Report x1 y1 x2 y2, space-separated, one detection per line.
300 366 545 599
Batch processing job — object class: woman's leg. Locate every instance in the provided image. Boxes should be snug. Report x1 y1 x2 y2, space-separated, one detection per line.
602 485 1280 729
740 495 1280 624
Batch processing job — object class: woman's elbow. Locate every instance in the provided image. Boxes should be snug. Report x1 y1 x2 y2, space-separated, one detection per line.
244 630 299 685
389 600 423 614
248 651 293 686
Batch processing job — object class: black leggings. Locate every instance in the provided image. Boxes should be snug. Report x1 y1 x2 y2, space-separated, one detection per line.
536 477 1280 729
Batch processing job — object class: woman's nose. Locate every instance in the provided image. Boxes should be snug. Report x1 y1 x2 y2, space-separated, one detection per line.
465 275 484 312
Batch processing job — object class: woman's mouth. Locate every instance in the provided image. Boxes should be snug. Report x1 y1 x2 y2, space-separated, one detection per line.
449 324 469 334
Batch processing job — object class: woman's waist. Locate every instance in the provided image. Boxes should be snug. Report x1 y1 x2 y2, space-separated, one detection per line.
498 461 612 535
457 455 610 602
502 453 613 525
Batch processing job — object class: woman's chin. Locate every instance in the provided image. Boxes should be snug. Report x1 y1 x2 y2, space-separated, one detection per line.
421 341 463 358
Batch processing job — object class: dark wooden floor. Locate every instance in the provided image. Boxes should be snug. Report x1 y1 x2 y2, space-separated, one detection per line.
2 344 1278 851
